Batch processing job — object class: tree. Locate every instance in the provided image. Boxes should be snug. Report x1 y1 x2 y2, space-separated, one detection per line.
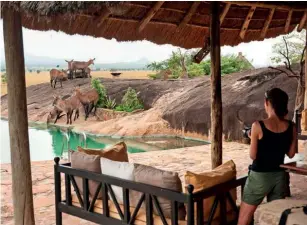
270 30 306 120
147 49 253 79
1 73 7 83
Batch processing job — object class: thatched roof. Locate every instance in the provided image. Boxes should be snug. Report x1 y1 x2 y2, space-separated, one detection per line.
2 1 307 48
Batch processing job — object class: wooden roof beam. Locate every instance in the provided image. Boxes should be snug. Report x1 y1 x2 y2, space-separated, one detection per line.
285 9 293 33
97 8 111 28
178 2 200 29
138 1 164 32
260 8 275 39
227 1 304 12
297 12 307 32
240 6 256 40
220 3 231 25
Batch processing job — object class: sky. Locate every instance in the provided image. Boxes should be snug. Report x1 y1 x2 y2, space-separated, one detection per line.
0 20 281 68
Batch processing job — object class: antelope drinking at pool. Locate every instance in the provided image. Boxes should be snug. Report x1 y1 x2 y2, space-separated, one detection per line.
50 95 81 124
73 87 99 120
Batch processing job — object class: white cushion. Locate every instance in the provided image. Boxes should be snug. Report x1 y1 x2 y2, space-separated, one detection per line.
100 157 134 204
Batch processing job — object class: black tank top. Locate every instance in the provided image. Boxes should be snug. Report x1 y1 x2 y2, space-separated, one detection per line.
251 120 293 172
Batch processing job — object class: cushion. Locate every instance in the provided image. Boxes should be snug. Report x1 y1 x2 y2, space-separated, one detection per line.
77 142 128 162
100 157 135 204
134 164 186 220
70 150 102 198
184 160 237 222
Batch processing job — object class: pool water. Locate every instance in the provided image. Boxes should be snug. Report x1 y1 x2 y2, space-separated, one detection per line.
0 120 207 163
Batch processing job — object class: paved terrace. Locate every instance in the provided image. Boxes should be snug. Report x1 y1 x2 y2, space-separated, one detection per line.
1 142 306 225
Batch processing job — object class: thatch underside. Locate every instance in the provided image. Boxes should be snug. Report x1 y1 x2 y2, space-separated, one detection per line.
1 1 307 48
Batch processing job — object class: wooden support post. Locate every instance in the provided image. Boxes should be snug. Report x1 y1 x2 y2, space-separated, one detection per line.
220 3 231 25
3 6 35 225
240 6 256 40
260 9 275 39
138 1 164 32
210 2 223 169
285 10 293 33
298 12 307 32
178 2 200 29
304 29 307 109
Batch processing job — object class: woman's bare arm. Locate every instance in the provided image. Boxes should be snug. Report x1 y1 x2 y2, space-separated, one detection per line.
250 122 260 160
287 125 297 158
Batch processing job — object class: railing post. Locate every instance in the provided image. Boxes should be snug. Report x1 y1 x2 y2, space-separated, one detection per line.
54 157 62 225
65 174 72 206
187 184 195 225
219 193 227 225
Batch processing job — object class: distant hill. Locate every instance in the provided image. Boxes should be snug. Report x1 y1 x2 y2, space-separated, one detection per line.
0 53 151 70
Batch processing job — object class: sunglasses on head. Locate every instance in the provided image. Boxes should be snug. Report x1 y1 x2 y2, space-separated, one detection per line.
265 91 269 99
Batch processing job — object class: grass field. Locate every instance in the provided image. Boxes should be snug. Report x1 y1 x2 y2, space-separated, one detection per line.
1 70 153 96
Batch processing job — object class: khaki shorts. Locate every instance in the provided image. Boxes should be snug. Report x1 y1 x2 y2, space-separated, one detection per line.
242 170 287 206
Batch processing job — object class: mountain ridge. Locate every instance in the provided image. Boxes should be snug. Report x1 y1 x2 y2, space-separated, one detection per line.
0 53 151 70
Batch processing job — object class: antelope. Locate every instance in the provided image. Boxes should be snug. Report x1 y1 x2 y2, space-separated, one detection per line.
84 67 92 78
50 69 68 88
71 58 95 78
52 95 81 124
65 59 74 79
73 87 99 120
47 107 64 124
47 95 71 124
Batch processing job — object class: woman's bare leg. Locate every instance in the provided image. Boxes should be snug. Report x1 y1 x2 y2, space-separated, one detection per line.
238 201 258 225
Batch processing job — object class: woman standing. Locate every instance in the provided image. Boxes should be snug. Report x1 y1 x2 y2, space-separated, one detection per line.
238 88 297 225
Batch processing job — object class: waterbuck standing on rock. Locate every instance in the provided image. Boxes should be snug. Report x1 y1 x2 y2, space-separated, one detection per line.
51 95 81 124
50 69 68 88
73 87 99 120
65 59 74 79
70 58 95 78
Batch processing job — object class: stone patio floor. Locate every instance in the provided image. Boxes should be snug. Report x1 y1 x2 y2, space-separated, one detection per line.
1 142 307 224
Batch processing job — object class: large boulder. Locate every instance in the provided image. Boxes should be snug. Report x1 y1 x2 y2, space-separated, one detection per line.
0 68 298 141
162 68 297 141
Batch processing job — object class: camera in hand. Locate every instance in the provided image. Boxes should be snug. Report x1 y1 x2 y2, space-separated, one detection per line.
242 126 251 139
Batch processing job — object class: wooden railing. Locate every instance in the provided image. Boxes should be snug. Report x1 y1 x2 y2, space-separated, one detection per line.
54 158 247 225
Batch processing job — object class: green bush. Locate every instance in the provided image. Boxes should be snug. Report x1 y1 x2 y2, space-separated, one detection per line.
105 97 117 109
146 49 253 78
187 63 205 78
1 73 7 83
201 55 253 76
91 78 107 108
116 87 144 112
148 73 161 80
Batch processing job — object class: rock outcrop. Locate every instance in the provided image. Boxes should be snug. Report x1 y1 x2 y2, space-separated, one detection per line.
0 67 298 141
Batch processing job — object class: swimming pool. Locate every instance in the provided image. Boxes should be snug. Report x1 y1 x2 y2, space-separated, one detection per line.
0 120 208 163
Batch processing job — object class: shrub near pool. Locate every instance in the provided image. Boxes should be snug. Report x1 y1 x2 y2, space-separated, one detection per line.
91 78 107 107
115 87 144 112
91 79 144 113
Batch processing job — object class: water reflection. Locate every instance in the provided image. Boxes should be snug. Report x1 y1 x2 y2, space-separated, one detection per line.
1 120 207 164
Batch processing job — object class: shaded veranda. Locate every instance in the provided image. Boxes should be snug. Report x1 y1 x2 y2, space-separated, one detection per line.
2 1 307 225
